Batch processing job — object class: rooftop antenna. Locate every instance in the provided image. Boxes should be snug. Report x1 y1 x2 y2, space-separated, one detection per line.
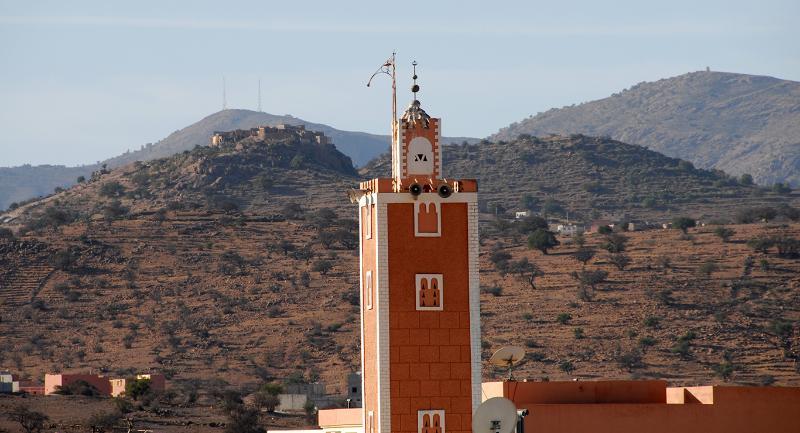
258 77 262 112
490 346 526 381
367 52 397 176
222 76 227 111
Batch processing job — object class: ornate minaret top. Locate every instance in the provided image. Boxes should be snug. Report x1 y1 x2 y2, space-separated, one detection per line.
393 62 442 181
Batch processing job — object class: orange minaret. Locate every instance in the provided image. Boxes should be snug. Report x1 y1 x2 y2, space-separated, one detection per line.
357 62 480 433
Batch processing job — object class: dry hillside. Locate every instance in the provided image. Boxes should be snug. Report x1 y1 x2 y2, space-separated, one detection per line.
492 71 800 186
1 131 799 429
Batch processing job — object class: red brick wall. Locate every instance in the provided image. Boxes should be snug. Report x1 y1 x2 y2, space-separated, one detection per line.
387 201 473 433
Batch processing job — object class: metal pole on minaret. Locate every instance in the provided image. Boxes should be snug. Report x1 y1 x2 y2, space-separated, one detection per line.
367 52 398 177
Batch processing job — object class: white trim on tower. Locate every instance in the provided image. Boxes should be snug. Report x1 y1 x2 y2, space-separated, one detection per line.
467 201 482 412
374 199 391 433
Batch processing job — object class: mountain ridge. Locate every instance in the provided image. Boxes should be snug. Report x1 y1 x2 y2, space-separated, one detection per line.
0 109 477 211
491 71 800 186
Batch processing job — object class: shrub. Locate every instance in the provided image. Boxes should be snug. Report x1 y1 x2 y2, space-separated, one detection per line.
643 316 660 328
99 181 126 197
312 259 334 275
617 348 644 370
516 216 548 235
638 336 657 350
573 327 585 339
713 226 735 242
608 253 631 270
697 260 719 277
50 249 76 271
601 233 628 253
672 217 696 233
125 378 152 400
597 225 613 235
489 250 512 273
527 229 559 254
738 173 754 185
713 361 735 381
87 411 121 433
747 237 774 254
571 269 608 291
7 405 49 433
522 313 533 321
773 235 800 258
103 200 129 221
556 313 572 325
558 360 575 374
483 285 503 297
253 392 281 412
0 227 14 240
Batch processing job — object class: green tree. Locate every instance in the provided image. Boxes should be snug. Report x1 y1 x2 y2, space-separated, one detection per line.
99 181 126 197
77 175 86 183
572 248 595 265
509 257 544 289
516 215 548 235
714 226 735 242
747 237 774 254
672 217 696 233
738 173 754 186
527 229 559 254
608 253 631 270
312 259 334 275
601 233 628 253
124 378 152 400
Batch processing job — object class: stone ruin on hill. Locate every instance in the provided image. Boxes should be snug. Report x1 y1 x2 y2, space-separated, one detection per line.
210 124 331 149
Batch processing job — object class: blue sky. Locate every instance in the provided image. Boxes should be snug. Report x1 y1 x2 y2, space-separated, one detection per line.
1 0 798 166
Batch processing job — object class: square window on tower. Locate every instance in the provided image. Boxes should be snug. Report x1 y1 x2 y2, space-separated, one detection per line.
362 203 373 240
418 410 445 433
414 201 441 237
416 274 443 311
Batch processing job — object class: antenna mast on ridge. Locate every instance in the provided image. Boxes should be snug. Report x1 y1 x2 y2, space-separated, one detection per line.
367 52 397 176
258 77 262 112
222 76 227 111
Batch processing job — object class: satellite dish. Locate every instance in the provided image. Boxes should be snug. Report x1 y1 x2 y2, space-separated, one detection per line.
472 397 518 433
489 346 526 381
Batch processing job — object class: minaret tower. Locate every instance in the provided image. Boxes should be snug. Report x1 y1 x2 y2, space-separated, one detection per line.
357 61 480 433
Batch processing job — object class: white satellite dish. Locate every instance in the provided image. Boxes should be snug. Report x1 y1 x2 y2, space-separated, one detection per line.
489 346 526 381
472 397 518 433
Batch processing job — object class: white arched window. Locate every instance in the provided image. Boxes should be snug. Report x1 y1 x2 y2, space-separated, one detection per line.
407 137 434 175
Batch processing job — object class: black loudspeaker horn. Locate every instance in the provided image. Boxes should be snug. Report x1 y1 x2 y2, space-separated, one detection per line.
437 184 452 198
409 183 423 196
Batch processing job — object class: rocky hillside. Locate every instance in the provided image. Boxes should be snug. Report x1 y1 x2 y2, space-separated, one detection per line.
0 109 477 211
1 131 799 429
363 134 798 223
492 71 800 187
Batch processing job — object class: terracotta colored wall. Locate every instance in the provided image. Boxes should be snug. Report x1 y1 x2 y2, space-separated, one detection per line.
387 201 473 433
498 380 667 404
44 374 112 395
361 203 379 432
493 381 800 433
